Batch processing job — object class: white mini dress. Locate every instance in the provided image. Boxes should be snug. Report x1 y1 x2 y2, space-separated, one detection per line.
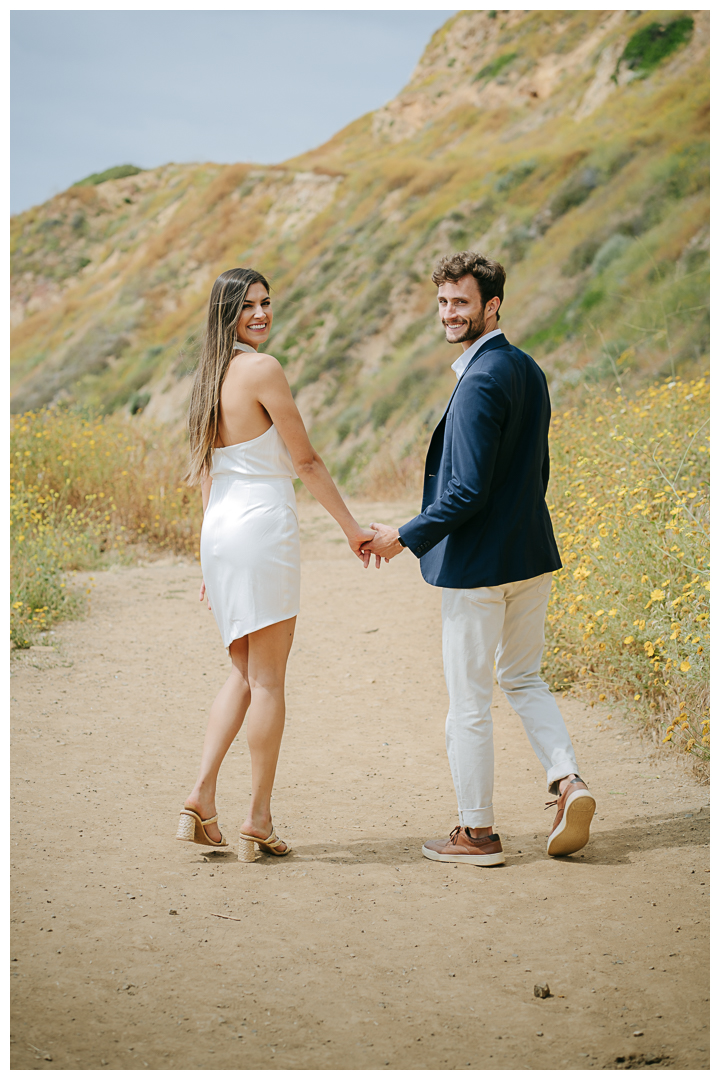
200 365 300 648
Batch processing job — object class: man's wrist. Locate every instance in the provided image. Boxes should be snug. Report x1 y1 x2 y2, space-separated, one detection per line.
397 531 407 548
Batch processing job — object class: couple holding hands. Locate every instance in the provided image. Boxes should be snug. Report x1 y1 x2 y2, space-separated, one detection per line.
176 251 596 865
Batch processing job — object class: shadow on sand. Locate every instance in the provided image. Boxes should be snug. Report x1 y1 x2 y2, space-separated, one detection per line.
191 806 708 868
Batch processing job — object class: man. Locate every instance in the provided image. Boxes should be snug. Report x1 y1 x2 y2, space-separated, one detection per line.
366 251 596 865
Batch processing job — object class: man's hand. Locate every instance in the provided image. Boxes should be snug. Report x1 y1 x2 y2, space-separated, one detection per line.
367 522 405 563
347 526 380 568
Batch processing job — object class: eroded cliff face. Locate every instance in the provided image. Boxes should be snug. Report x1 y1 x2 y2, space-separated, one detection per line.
11 9 708 488
371 9 629 141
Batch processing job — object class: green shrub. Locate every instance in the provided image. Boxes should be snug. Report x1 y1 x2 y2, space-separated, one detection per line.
129 392 151 415
562 238 602 276
550 168 600 218
74 164 143 188
590 233 632 275
579 286 605 311
618 16 694 79
503 223 534 264
495 160 537 194
335 405 363 443
474 51 517 82
685 248 709 274
521 308 573 353
657 144 710 201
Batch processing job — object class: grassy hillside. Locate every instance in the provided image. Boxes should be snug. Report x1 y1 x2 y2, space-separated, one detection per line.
11 9 709 490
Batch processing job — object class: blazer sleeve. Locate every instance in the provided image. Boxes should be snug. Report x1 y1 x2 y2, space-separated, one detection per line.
399 370 508 556
541 372 551 495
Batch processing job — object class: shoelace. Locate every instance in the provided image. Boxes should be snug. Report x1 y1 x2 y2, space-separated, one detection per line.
545 776 585 811
449 825 496 845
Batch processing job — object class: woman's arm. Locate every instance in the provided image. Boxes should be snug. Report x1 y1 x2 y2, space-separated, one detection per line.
250 355 375 562
201 473 212 514
199 473 212 606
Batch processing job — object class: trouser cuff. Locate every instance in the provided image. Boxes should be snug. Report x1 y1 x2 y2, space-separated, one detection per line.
458 807 495 828
547 762 580 796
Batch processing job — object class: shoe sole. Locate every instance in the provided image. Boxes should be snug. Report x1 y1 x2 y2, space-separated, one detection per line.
421 844 505 867
176 835 228 847
547 790 596 856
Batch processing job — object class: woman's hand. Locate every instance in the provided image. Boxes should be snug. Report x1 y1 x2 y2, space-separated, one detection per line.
347 526 381 569
199 580 212 610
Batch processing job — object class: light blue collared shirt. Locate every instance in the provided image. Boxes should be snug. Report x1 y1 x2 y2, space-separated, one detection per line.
450 327 504 381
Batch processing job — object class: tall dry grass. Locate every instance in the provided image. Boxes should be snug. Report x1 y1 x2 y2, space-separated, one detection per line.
10 406 201 647
543 375 709 762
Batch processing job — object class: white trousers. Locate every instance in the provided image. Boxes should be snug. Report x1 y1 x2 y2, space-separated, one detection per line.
442 573 579 828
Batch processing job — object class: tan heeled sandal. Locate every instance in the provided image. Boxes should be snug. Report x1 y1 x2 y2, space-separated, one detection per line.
176 807 229 849
238 827 292 863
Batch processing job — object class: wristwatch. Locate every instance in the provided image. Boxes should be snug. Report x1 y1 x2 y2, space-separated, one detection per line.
397 533 407 548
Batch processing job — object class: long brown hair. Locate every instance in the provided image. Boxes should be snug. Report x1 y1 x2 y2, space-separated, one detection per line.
186 267 270 485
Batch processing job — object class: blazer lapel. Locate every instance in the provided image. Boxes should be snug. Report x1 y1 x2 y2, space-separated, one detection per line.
438 333 508 422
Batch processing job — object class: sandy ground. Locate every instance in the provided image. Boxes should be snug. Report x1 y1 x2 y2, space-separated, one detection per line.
11 499 709 1071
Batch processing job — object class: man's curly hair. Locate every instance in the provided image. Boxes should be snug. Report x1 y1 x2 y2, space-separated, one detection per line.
432 251 506 321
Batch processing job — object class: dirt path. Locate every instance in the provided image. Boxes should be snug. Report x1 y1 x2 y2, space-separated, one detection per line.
11 498 709 1071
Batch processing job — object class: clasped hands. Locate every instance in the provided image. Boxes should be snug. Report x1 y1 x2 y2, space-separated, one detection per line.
349 522 405 569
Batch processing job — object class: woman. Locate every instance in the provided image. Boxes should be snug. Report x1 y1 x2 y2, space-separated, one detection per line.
176 267 375 862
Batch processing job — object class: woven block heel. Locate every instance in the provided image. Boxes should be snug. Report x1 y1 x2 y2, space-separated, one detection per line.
175 807 229 848
176 811 197 842
238 827 291 858
238 838 257 863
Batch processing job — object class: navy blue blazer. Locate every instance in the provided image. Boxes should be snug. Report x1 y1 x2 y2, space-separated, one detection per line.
398 333 562 588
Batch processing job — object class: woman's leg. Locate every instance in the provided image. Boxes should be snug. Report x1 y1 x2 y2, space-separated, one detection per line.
185 635 251 842
241 616 296 849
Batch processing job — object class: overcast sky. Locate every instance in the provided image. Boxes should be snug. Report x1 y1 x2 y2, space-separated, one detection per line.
11 9 453 215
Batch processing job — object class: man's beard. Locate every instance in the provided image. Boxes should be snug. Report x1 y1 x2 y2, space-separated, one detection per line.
445 311 486 343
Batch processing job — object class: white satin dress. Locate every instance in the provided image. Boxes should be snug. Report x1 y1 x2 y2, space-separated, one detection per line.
200 347 300 648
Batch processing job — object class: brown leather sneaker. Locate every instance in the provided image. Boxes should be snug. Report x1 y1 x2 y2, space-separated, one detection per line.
546 776 596 856
422 826 505 866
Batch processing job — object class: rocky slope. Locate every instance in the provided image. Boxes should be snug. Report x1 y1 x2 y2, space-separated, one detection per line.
11 9 709 488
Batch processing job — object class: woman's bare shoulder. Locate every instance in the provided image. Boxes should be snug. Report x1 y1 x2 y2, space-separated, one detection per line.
226 351 287 385
229 352 289 378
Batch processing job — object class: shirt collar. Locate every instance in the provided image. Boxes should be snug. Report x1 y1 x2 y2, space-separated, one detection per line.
451 327 504 381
